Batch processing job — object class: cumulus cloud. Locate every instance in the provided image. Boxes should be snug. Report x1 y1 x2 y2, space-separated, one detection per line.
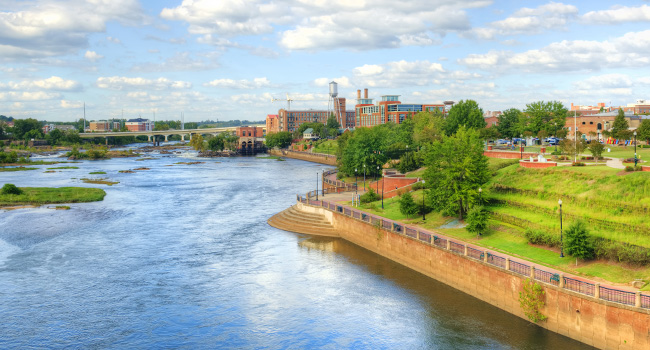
0 91 60 101
162 0 490 51
96 76 192 90
204 77 272 89
582 5 650 24
0 0 145 60
60 100 83 108
84 50 104 62
463 2 579 39
130 52 221 72
0 76 81 91
458 30 650 73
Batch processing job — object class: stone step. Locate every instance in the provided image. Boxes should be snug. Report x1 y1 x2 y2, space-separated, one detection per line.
267 205 339 237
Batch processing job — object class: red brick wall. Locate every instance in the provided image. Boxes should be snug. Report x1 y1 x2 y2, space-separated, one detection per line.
643 166 650 172
519 160 557 168
484 151 539 159
371 177 420 199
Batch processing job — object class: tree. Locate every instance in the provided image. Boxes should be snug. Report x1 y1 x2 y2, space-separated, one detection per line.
638 119 650 144
611 109 629 140
588 140 604 163
189 134 205 151
325 115 340 135
339 126 389 177
398 192 419 218
207 135 225 151
423 126 490 219
412 110 445 146
466 205 489 238
46 128 63 145
523 101 567 135
265 131 293 149
24 129 43 141
13 118 42 139
564 221 595 260
496 108 522 139
444 100 485 136
396 151 421 173
559 138 587 160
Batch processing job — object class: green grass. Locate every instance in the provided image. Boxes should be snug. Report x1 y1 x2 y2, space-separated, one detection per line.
46 166 79 170
0 187 106 206
89 171 107 174
0 167 38 172
312 140 338 155
80 178 119 186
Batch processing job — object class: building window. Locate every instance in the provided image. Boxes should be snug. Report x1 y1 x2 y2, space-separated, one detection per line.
589 121 593 124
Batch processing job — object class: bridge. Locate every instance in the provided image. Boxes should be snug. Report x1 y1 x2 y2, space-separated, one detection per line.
79 127 241 142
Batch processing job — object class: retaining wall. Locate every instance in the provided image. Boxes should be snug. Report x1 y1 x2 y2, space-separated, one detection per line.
519 160 558 168
484 150 539 159
297 201 650 350
269 149 337 166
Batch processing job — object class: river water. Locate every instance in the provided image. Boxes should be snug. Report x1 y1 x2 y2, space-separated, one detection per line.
0 149 591 349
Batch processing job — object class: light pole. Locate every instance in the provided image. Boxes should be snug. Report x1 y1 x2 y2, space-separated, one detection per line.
559 199 564 258
355 168 358 194
422 180 426 220
363 164 366 191
634 131 638 167
554 122 558 152
316 172 319 201
376 166 380 194
520 134 523 159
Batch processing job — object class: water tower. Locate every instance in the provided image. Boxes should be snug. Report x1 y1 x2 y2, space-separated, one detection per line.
328 81 339 125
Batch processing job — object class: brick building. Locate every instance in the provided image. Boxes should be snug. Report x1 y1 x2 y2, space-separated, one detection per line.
125 118 153 132
236 126 265 153
266 114 279 134
354 88 446 127
277 108 355 133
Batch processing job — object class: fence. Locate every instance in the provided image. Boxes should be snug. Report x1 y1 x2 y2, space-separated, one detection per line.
298 196 650 310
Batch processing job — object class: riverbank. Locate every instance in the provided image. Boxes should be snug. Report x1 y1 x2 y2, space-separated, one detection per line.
288 196 650 350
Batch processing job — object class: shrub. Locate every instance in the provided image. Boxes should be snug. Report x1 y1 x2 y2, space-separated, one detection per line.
398 192 419 218
519 279 547 323
571 162 585 166
1 183 23 195
0 150 18 163
411 181 425 191
564 221 595 260
360 188 380 203
592 238 650 265
524 228 561 247
625 165 634 172
550 150 562 156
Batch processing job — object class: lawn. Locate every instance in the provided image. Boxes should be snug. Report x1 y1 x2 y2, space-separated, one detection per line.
0 187 106 206
0 167 38 172
312 140 338 155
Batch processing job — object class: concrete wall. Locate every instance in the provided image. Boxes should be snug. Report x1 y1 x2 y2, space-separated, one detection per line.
299 203 650 350
269 149 337 166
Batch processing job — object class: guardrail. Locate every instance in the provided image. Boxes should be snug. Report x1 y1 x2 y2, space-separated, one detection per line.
298 196 650 310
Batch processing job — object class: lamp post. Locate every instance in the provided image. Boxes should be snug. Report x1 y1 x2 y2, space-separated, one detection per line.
554 123 558 152
355 168 358 194
634 131 638 167
316 172 319 201
381 171 384 209
422 180 426 220
363 164 366 191
520 134 523 159
559 199 564 258
376 166 380 194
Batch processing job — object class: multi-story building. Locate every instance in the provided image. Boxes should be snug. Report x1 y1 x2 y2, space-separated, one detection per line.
89 121 111 132
236 126 265 153
276 109 355 133
125 118 153 132
266 114 279 134
42 124 76 134
354 88 446 127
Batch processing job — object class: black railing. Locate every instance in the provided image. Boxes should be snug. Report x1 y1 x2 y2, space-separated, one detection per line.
599 286 636 306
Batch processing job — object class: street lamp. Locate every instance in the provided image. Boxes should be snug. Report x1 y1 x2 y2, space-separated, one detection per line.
520 134 523 159
363 164 366 191
422 180 426 220
355 168 358 194
559 199 564 258
316 172 319 201
376 166 380 194
634 131 638 167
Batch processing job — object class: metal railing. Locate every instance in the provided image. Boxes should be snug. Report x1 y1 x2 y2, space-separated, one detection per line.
303 197 650 310
599 286 636 306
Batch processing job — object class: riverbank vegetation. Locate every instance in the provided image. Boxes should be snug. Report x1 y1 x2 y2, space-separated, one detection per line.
0 185 106 207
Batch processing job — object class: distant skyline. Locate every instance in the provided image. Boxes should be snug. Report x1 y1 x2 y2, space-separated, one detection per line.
2 0 650 122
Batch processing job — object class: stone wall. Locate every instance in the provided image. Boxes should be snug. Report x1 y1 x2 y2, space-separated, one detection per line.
519 160 558 168
298 202 650 350
269 149 337 166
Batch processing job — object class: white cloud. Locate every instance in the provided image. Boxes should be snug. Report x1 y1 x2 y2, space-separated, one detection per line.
106 36 121 44
463 2 579 39
96 77 192 90
84 50 104 62
60 100 83 108
582 5 650 24
458 30 650 73
0 0 145 60
130 52 221 72
0 76 81 91
204 77 272 89
0 91 60 101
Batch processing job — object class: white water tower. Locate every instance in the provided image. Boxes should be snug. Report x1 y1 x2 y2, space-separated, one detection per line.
328 81 339 124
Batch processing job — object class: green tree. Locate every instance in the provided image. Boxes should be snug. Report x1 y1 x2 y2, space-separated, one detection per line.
444 100 485 136
360 187 380 203
496 108 522 139
46 128 63 145
265 131 293 148
412 110 445 146
325 115 340 136
466 205 489 238
396 151 421 173
13 118 42 139
1 183 23 195
423 126 490 219
638 119 650 144
339 126 388 177
523 101 567 135
564 221 595 260
398 192 419 218
207 135 225 151
588 141 605 163
612 109 629 140
24 129 43 141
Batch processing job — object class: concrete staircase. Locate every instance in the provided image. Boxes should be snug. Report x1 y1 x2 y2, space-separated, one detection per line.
267 205 339 237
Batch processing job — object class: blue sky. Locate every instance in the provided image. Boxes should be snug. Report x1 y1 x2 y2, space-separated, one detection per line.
2 0 650 122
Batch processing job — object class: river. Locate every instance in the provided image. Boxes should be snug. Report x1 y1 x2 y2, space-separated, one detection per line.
0 149 592 349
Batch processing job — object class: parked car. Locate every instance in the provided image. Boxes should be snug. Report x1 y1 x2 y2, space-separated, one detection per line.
496 139 509 145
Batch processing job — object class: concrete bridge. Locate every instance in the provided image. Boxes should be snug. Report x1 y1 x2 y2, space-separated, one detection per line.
78 127 241 142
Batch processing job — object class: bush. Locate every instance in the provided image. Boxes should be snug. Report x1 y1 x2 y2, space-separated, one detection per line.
564 221 595 260
524 228 561 247
625 165 635 172
0 150 18 163
396 151 421 173
571 162 585 166
411 181 425 191
550 150 562 156
398 192 419 218
360 188 380 203
593 238 650 265
1 183 23 195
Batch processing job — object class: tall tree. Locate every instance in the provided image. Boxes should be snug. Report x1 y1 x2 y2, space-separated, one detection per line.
423 126 490 219
523 101 567 135
496 108 522 139
412 110 445 146
444 100 485 136
339 126 388 177
12 118 42 139
637 119 650 144
611 108 629 139
265 131 293 149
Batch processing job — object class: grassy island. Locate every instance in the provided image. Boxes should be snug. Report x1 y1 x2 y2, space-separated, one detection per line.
0 186 106 207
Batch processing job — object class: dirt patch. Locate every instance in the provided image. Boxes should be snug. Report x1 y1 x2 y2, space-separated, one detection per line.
119 170 135 173
134 167 150 171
